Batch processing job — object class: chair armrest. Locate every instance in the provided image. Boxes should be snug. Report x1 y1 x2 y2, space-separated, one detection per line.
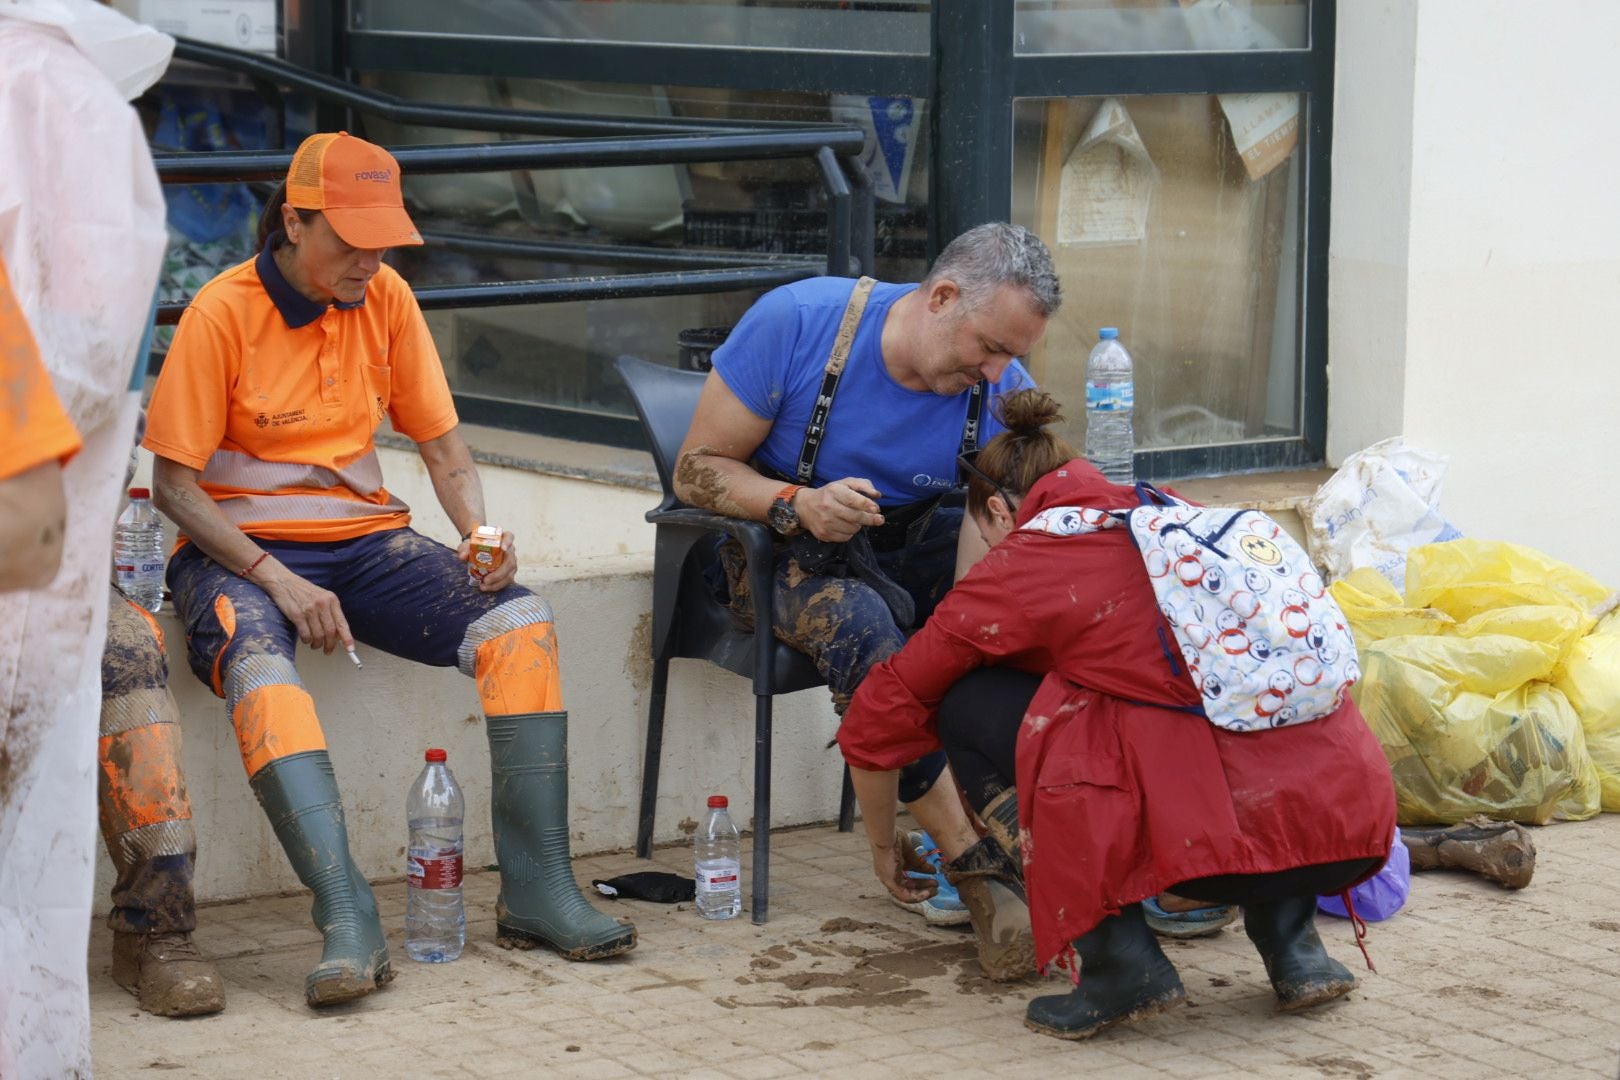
647 506 775 563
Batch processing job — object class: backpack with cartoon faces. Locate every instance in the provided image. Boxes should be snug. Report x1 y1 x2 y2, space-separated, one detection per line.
1020 483 1360 732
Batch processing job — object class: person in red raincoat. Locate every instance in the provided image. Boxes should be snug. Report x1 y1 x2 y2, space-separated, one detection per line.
838 390 1396 1040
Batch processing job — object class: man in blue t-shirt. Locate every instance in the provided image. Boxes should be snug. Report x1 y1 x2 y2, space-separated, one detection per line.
673 223 1061 929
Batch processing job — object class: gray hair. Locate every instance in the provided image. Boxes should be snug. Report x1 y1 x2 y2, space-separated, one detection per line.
923 222 1062 318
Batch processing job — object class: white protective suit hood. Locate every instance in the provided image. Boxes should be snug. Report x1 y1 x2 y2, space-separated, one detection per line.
0 0 173 100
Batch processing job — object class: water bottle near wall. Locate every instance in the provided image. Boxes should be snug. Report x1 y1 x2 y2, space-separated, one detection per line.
406 748 466 962
1084 328 1137 485
694 795 742 920
114 488 166 613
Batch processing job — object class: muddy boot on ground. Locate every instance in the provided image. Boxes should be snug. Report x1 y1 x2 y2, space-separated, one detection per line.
1399 816 1536 889
111 931 226 1017
251 751 393 1007
487 711 636 960
1024 903 1186 1040
943 822 1034 982
1243 895 1357 1012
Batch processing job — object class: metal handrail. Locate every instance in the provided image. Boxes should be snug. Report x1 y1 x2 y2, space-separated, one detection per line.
173 36 845 138
152 128 866 182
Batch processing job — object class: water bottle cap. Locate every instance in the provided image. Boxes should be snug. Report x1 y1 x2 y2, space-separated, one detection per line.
707 795 729 809
425 748 447 763
128 487 151 499
1098 327 1118 340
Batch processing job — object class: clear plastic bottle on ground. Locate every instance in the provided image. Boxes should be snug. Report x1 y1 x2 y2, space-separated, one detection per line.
406 748 466 962
694 794 742 920
114 488 166 613
1084 327 1136 486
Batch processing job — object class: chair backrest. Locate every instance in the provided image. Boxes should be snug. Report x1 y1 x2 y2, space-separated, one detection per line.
616 355 707 510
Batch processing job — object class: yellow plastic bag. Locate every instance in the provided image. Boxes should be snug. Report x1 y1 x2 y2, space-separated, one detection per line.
1332 568 1453 652
1333 539 1607 824
1405 540 1610 624
1360 636 1601 824
1554 612 1620 811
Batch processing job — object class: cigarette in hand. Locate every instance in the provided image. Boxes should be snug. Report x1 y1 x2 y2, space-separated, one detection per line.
346 645 363 670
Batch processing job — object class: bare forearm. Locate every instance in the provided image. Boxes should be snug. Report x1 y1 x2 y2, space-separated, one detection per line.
673 447 776 520
0 462 66 590
851 766 902 858
152 467 266 576
418 431 485 538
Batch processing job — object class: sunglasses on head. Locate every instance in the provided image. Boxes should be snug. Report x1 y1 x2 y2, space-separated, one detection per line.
957 450 1016 512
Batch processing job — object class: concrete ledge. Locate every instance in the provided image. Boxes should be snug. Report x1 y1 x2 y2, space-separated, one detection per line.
93 553 847 907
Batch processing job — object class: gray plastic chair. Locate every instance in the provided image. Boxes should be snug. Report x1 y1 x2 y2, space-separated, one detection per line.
615 355 855 925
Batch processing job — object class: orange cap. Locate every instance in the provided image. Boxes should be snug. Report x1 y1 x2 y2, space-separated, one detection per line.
285 131 423 249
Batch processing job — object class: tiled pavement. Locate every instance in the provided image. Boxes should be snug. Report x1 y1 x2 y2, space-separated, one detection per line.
91 816 1620 1079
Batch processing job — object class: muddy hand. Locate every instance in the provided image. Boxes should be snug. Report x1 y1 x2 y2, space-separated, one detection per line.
798 477 884 543
873 830 937 905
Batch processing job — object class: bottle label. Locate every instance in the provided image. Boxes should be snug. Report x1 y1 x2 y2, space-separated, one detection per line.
695 859 740 894
408 844 463 890
114 561 165 584
1086 380 1135 412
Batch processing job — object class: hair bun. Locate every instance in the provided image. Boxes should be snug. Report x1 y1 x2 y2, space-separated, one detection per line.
997 389 1064 437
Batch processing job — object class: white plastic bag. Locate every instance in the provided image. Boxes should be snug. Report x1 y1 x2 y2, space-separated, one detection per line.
1304 437 1463 591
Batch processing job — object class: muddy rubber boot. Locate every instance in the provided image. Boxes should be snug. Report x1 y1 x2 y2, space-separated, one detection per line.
1400 816 1536 889
944 832 1034 982
487 711 636 960
111 931 225 1017
1243 895 1357 1012
1024 904 1187 1040
250 751 392 1007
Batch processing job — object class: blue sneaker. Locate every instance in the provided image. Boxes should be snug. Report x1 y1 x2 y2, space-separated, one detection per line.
890 830 972 927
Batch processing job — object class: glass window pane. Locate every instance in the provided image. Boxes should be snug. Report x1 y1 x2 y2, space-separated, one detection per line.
1011 93 1305 454
1015 0 1306 55
359 74 931 424
352 0 929 54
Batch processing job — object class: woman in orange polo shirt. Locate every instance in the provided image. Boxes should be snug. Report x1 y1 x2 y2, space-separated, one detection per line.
144 133 635 1008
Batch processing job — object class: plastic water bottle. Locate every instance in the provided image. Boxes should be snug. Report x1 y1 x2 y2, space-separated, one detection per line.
406 748 465 962
694 794 742 920
1084 327 1136 485
114 488 166 613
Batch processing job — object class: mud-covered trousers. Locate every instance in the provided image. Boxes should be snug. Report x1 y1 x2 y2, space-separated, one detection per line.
718 506 961 801
167 527 558 784
99 587 200 935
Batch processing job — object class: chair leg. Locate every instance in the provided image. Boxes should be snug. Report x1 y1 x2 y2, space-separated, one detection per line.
636 656 671 860
751 693 772 925
838 763 856 833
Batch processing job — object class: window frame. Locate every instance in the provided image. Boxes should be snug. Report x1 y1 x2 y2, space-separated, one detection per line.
312 0 1335 477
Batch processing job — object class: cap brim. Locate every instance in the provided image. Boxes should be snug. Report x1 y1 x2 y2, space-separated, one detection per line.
324 205 424 249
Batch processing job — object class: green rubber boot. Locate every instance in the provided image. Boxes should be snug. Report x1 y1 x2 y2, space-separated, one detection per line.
250 751 392 1007
487 711 636 960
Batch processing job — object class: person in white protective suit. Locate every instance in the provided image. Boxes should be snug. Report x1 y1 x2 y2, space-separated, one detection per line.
0 2 173 1075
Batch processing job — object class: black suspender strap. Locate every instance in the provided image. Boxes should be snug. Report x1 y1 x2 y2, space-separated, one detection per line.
959 378 987 457
795 276 875 485
793 276 991 487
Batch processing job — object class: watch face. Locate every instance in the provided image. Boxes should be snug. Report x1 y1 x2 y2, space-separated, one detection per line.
768 498 798 534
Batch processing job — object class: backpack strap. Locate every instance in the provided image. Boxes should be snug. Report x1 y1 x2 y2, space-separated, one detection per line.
795 276 876 485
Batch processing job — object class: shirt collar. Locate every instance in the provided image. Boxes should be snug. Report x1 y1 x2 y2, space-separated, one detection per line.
257 231 366 329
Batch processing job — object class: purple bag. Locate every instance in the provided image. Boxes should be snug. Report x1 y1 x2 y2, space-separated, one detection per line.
1318 827 1410 922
